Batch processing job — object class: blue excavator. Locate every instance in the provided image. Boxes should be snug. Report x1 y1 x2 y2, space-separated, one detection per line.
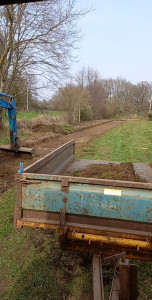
0 92 34 155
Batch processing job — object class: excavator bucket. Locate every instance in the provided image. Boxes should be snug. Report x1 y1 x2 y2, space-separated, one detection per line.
0 145 35 156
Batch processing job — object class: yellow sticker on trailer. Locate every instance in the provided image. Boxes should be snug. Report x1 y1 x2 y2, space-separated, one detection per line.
104 188 122 196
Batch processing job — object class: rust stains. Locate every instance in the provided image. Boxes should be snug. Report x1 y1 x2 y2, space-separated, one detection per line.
83 208 88 215
63 197 67 204
61 178 69 193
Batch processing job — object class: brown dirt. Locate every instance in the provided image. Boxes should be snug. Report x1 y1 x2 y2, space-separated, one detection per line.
69 162 146 182
23 120 125 153
0 120 125 196
32 123 66 134
0 165 15 193
0 165 14 179
0 151 33 194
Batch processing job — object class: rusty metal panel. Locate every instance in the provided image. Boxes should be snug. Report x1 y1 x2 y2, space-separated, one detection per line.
21 174 152 224
24 140 75 174
22 172 152 190
59 239 152 261
21 209 152 235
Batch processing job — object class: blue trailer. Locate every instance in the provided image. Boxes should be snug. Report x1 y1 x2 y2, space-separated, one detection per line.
14 140 152 299
14 140 152 263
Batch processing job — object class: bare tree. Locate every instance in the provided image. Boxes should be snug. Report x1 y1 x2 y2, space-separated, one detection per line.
0 1 89 126
0 1 88 93
102 78 137 115
132 82 152 112
76 67 106 119
54 84 92 123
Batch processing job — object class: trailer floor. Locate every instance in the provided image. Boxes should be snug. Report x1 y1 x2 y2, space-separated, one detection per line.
65 160 152 183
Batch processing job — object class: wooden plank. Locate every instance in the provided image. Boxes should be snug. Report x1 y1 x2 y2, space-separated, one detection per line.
109 274 119 300
119 261 130 300
130 264 137 300
93 255 104 300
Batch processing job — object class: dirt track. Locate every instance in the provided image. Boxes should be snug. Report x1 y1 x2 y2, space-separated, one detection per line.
0 120 125 194
33 120 125 157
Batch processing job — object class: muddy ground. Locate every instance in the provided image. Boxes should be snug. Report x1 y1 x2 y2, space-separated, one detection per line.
0 120 125 195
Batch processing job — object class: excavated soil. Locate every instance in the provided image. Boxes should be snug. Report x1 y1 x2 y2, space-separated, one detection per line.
70 163 146 182
32 123 66 134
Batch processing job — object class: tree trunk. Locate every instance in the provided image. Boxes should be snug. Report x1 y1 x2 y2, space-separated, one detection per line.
0 108 3 131
0 86 4 130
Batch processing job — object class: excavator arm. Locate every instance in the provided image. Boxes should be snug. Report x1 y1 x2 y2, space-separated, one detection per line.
0 92 34 155
0 93 19 151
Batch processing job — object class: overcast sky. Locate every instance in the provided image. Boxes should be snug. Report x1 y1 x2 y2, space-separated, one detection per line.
71 0 152 84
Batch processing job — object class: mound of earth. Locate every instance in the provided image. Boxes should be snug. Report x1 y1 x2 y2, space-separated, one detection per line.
32 124 66 134
70 163 146 182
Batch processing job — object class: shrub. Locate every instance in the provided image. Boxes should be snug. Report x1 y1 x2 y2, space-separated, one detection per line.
148 113 152 120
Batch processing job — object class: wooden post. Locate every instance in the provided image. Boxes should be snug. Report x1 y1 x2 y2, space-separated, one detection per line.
109 273 119 300
119 261 137 300
27 87 29 111
130 264 137 300
93 254 104 300
119 261 130 300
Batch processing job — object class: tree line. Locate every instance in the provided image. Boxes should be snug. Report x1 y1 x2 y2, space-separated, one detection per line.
51 67 152 123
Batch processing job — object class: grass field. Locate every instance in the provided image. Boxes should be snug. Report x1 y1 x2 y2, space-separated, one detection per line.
3 110 64 120
1 120 152 299
0 188 92 300
0 132 29 145
76 120 152 163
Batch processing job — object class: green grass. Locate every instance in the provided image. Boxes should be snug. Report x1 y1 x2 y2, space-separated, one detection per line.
60 124 74 133
0 130 30 145
76 120 152 163
17 111 64 119
0 188 92 300
0 188 17 240
0 131 9 144
3 111 64 122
